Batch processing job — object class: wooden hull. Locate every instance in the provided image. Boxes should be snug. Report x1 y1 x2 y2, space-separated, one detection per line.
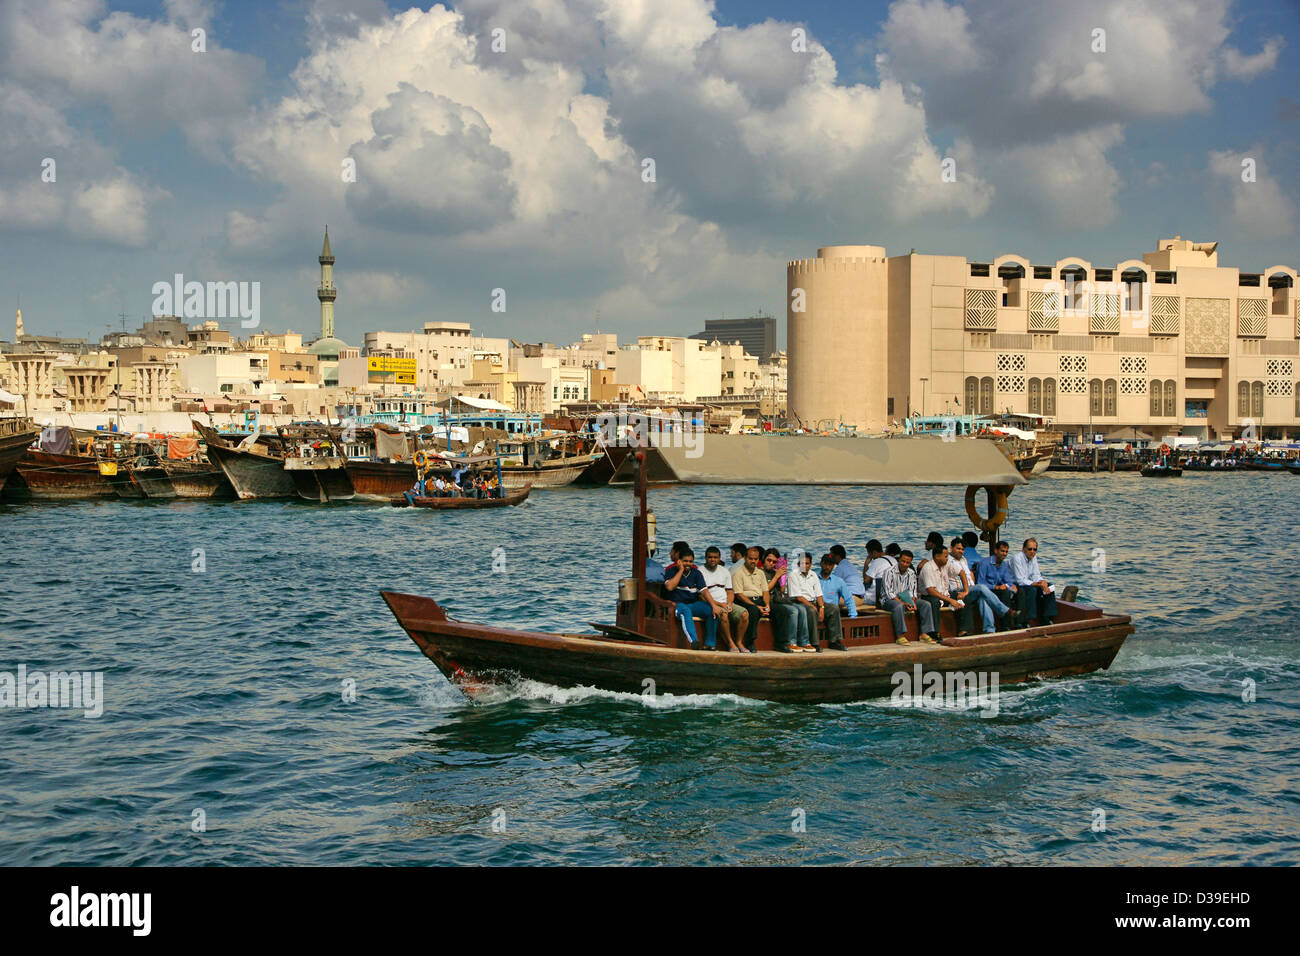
0 422 39 487
345 459 417 501
381 591 1134 705
1140 467 1182 477
160 459 235 498
285 457 356 501
203 442 294 499
7 450 116 499
124 464 176 498
499 454 601 490
392 485 532 509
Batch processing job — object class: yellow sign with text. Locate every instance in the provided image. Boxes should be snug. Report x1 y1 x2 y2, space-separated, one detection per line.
367 357 416 385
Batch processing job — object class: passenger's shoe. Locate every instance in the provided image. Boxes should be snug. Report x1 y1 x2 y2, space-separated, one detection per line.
812 644 823 653
895 636 910 645
829 641 847 652
775 644 794 653
919 634 937 644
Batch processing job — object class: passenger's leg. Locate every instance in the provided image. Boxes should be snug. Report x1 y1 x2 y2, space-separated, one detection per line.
884 598 907 638
776 604 798 648
1038 587 1058 622
699 601 718 648
922 595 943 638
823 604 842 643
675 605 700 646
916 599 935 636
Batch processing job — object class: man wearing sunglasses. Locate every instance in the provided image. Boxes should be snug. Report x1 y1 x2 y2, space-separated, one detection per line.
1007 538 1057 627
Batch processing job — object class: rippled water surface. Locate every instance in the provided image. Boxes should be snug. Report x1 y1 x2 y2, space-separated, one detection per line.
2 473 1298 865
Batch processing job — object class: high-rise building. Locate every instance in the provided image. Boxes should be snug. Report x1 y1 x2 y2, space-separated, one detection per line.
691 315 776 363
787 239 1299 441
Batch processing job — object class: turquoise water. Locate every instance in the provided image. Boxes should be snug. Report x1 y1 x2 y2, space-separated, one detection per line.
1 474 1297 864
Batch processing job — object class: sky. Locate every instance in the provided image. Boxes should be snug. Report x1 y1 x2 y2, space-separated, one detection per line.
0 0 1296 347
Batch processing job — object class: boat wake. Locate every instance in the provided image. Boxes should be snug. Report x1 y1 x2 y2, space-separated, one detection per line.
430 676 766 711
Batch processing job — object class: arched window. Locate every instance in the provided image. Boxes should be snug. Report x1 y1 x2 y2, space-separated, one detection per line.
1104 379 1117 416
1163 379 1176 418
979 377 994 415
1150 380 1162 416
1043 378 1057 416
965 376 979 412
1121 268 1147 312
1239 380 1250 418
1252 381 1264 418
1089 378 1102 416
1269 272 1294 317
1028 378 1042 414
1061 266 1088 311
999 263 1026 307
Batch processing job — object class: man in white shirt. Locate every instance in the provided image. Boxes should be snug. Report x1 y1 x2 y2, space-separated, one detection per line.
1007 538 1058 626
785 551 825 652
919 546 963 643
433 476 446 496
863 539 894 607
701 546 748 653
946 538 977 635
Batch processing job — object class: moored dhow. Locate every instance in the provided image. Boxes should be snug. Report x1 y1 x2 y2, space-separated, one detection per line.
0 416 40 490
194 420 295 500
383 440 1134 705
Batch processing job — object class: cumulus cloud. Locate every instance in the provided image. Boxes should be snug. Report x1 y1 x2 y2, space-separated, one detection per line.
1222 36 1284 81
1208 149 1296 239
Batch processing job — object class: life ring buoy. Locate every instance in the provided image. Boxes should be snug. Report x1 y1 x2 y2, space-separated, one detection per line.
1159 443 1172 455
965 484 1011 535
414 450 429 469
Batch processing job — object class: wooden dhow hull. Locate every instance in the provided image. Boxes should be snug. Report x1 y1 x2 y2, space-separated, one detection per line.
0 420 39 488
285 457 356 501
160 459 235 498
500 453 603 490
345 459 418 501
381 591 1134 705
203 441 294 500
7 450 116 499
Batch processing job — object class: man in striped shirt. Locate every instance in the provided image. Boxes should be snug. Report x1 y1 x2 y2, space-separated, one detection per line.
881 551 936 645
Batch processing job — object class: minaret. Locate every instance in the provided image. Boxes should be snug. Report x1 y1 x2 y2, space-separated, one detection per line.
15 304 24 341
317 226 336 341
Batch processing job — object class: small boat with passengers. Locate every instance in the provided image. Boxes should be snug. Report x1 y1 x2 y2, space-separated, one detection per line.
383 439 1134 705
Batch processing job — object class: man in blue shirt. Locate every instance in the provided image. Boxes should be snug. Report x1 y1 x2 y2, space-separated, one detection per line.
664 547 717 649
817 554 854 651
828 544 870 612
976 540 1020 628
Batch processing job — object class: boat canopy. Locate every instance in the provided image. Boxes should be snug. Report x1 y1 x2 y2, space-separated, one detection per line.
649 434 1027 485
441 395 512 412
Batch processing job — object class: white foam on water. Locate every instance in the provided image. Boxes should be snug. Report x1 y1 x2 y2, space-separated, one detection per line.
466 678 765 710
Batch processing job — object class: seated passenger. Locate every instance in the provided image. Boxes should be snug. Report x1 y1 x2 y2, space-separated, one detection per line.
730 546 766 653
881 550 935 644
762 547 801 653
863 539 893 607
663 547 717 650
700 546 748 653
729 542 748 574
432 476 447 497
816 553 853 650
975 540 1020 628
946 537 977 636
961 531 983 576
1007 538 1058 626
786 551 824 652
920 546 962 643
828 544 871 612
914 532 945 577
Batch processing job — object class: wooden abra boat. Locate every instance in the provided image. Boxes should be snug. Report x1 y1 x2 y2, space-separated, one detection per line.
390 484 532 509
0 417 39 490
382 443 1134 705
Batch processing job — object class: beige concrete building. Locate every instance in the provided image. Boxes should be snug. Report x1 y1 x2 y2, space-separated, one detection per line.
788 239 1299 440
617 336 725 403
364 322 509 391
